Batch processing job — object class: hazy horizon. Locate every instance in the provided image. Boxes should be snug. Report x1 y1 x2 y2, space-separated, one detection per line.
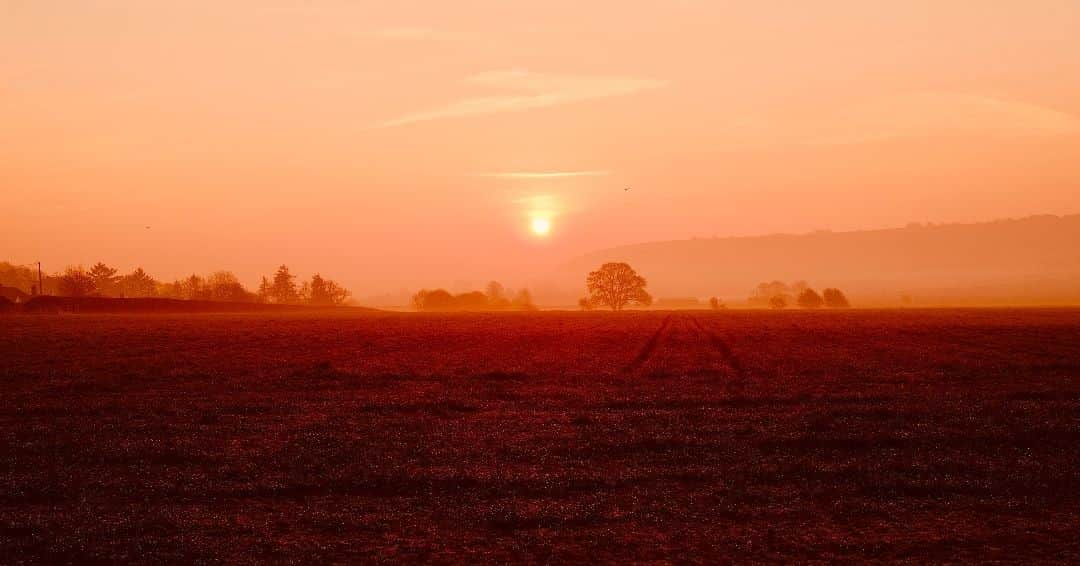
6 211 1080 308
4 1 1080 297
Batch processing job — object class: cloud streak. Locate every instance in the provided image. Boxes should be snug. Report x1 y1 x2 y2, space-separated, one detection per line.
711 92 1080 152
365 27 461 41
477 170 610 179
805 92 1080 146
379 70 667 127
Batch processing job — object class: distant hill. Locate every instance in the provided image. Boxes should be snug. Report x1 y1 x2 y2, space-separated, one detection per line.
566 214 1080 306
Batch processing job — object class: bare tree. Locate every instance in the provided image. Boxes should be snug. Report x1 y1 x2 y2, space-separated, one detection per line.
585 262 652 311
58 266 96 297
307 273 350 306
180 274 207 300
257 277 272 303
324 279 350 306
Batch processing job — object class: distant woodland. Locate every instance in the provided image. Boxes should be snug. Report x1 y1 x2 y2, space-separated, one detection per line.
0 262 350 306
411 281 536 312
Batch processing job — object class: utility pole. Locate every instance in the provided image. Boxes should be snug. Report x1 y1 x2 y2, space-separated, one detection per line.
37 262 43 296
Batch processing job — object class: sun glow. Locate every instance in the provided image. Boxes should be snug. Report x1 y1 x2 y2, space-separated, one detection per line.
530 216 552 236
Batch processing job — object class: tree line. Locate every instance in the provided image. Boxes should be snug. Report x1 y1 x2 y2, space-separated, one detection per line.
0 262 350 306
748 280 850 309
576 264 851 311
412 281 536 312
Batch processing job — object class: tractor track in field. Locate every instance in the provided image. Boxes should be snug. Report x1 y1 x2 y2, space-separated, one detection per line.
623 314 674 373
688 315 746 377
622 313 746 377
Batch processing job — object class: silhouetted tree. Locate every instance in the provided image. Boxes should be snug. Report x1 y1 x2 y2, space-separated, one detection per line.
454 291 488 310
485 281 509 308
411 289 427 310
512 288 536 311
709 297 724 310
88 262 119 296
0 262 38 294
750 280 792 307
179 274 208 300
299 280 311 303
797 288 824 308
578 297 593 311
58 266 95 297
413 282 532 311
824 288 851 308
270 265 299 304
768 295 787 309
207 271 254 302
306 275 326 305
412 288 455 311
257 277 272 303
585 262 652 311
118 267 157 297
323 279 349 306
790 280 810 299
156 280 184 299
306 273 350 306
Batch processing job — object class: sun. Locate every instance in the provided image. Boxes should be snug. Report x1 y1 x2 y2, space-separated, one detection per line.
530 216 551 236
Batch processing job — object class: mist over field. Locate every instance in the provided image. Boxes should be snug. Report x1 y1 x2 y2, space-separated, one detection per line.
559 214 1080 307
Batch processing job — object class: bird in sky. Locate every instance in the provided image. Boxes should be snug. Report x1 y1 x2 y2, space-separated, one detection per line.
624 187 631 192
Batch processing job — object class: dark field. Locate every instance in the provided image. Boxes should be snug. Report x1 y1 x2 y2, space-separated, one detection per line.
2 310 1079 562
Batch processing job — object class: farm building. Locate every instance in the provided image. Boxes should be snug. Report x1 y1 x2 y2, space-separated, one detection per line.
0 285 30 304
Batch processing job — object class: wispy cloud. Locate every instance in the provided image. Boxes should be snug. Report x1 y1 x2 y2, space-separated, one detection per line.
366 27 461 41
477 170 610 179
379 70 667 127
804 92 1080 146
712 92 1080 152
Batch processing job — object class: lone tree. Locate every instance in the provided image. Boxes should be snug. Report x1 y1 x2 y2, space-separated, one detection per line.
585 262 652 311
797 288 824 308
823 288 851 308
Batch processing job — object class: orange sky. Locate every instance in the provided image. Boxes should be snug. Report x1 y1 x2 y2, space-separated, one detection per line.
3 1 1080 296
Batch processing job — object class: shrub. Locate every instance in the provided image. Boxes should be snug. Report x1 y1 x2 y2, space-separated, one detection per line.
823 288 851 308
797 288 825 308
